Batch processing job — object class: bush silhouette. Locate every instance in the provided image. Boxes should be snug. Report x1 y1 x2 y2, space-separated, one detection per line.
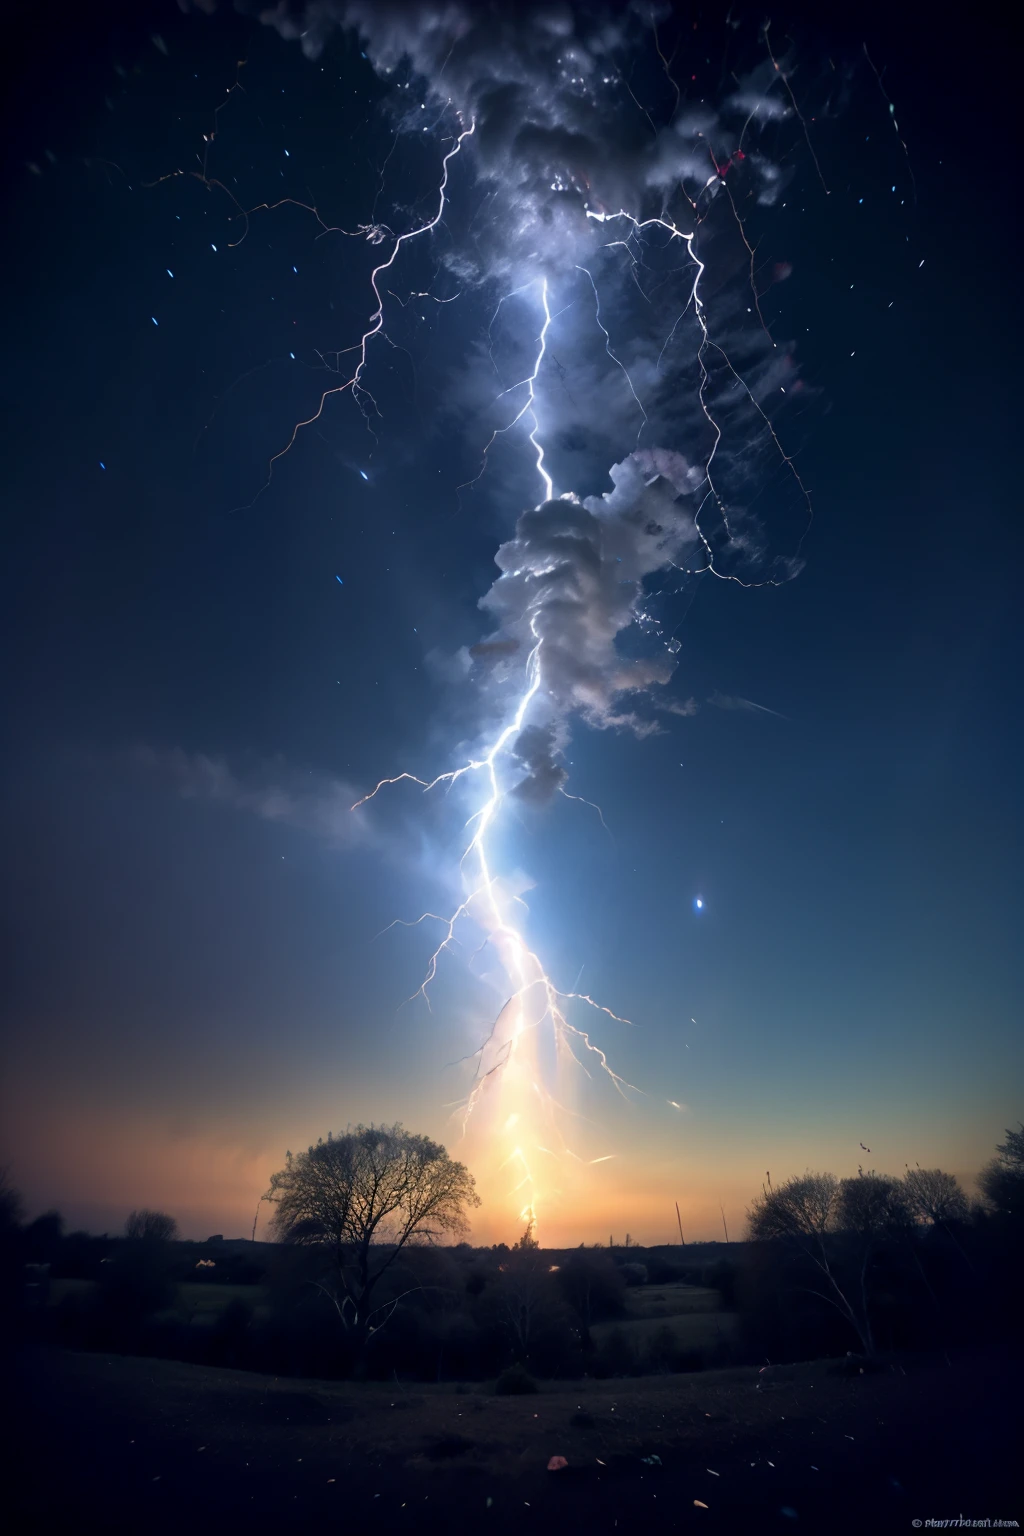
494 1363 539 1394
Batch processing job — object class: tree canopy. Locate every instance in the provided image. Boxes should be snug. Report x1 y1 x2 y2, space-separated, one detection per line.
124 1209 178 1243
747 1170 912 1356
902 1168 969 1226
979 1122 1024 1217
266 1123 479 1338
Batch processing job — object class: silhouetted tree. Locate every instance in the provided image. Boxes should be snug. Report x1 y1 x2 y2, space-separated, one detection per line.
124 1209 179 1243
838 1172 910 1236
748 1171 882 1354
0 1169 23 1235
23 1211 64 1264
838 1172 914 1349
99 1211 178 1320
556 1248 625 1328
266 1124 479 1348
0 1171 25 1339
902 1168 969 1226
979 1123 1024 1218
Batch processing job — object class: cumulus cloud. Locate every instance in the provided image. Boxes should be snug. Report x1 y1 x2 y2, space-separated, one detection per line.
508 722 568 802
475 451 703 798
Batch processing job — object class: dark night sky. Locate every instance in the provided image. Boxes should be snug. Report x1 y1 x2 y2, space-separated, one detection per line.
1 1 1020 1243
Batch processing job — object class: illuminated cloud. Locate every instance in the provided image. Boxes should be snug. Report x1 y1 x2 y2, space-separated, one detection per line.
476 452 702 798
240 1 791 279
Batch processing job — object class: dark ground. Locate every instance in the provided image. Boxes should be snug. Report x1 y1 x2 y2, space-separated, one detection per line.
7 1348 1021 1534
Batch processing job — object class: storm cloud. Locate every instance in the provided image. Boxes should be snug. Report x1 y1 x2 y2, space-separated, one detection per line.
235 1 791 279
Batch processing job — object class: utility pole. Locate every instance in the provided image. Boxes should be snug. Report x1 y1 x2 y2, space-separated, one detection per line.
719 1202 730 1244
675 1201 685 1245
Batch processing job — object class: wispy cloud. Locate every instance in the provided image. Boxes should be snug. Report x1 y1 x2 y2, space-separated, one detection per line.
660 696 699 718
134 747 369 845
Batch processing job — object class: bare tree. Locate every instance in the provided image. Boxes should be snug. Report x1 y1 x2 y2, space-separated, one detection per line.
748 1171 884 1355
902 1168 969 1226
838 1172 910 1236
839 1172 914 1349
266 1123 479 1344
124 1209 178 1243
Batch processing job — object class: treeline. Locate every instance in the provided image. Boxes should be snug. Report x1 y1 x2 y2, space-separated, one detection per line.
2 1120 1022 1384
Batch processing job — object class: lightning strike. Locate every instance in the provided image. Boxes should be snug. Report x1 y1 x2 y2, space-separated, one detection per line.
459 278 555 501
199 4 846 1241
359 584 644 1232
239 118 475 507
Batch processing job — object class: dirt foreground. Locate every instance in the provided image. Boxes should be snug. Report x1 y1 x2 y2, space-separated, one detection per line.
11 1348 1021 1535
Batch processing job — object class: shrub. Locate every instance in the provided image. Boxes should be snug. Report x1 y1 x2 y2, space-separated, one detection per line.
494 1363 539 1395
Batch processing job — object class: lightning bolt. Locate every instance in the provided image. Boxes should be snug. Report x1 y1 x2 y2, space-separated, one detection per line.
360 198 811 1234
459 277 555 502
357 286 643 1234
586 206 812 586
236 117 475 508
575 263 648 446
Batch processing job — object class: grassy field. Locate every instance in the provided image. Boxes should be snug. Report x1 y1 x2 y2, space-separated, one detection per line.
13 1348 1019 1534
589 1281 736 1357
49 1278 269 1321
620 1283 722 1319
590 1310 738 1353
49 1278 730 1349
